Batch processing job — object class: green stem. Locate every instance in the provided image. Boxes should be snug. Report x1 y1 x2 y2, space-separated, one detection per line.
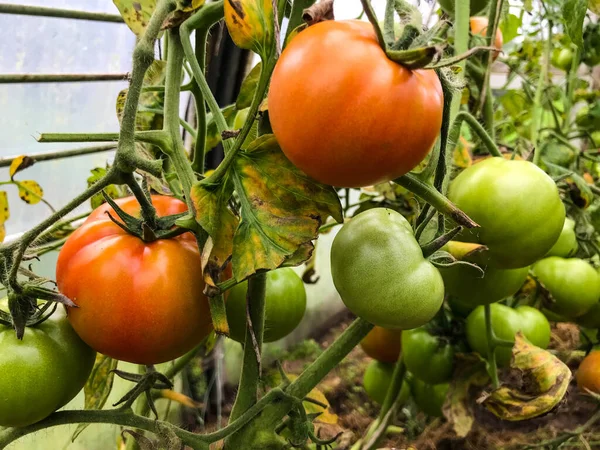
380 359 406 420
229 273 267 422
449 111 502 158
37 131 167 151
225 318 374 448
359 0 386 52
485 304 500 389
181 2 231 154
532 20 552 167
33 212 90 245
0 145 116 167
394 174 478 229
190 24 210 174
162 29 197 208
284 0 315 44
0 73 128 83
449 0 470 121
203 62 274 184
0 3 123 22
124 173 157 228
562 46 580 134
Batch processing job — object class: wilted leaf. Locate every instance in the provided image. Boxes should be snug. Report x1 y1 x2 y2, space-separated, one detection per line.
236 63 262 110
562 0 587 49
483 333 571 421
0 225 5 243
230 135 342 281
444 354 490 438
444 241 487 260
0 191 10 225
9 155 34 179
72 355 118 441
304 387 338 425
191 176 238 288
159 389 202 408
113 0 156 36
453 137 473 169
121 430 156 450
224 0 274 59
17 180 43 205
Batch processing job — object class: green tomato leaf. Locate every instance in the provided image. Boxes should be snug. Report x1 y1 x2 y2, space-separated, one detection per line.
236 63 262 110
230 135 342 281
562 0 587 49
483 333 570 421
87 167 127 209
500 13 522 44
72 355 118 442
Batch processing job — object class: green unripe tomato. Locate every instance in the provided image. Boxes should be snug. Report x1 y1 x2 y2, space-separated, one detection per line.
447 295 476 318
331 208 444 329
448 158 565 269
362 361 410 405
466 304 551 367
233 108 250 130
533 257 600 318
0 307 96 427
226 268 307 343
440 252 529 308
542 143 575 167
438 0 490 15
401 327 454 384
545 218 578 258
552 47 574 71
577 302 600 329
410 378 449 417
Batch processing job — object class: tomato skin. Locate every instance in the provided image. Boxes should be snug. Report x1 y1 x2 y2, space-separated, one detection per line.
410 378 449 417
0 308 95 427
269 20 443 188
331 208 444 329
438 0 490 15
448 158 565 269
470 17 503 59
577 351 600 394
441 252 529 308
362 361 410 405
360 326 402 363
466 304 551 367
401 327 454 384
552 48 575 71
57 195 212 365
545 218 578 258
577 302 600 329
225 268 307 343
533 257 600 319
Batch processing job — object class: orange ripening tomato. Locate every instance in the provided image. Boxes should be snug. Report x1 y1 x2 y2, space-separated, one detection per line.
360 326 402 363
577 350 600 394
268 20 444 188
470 16 503 60
56 195 212 365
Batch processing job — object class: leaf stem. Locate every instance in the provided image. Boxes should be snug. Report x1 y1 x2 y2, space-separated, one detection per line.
485 304 500 389
0 73 128 83
449 0 470 121
359 0 386 53
532 19 552 166
0 145 116 167
449 111 503 158
0 3 124 22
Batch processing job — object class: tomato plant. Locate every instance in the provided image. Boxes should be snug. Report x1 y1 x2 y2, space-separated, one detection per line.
56 195 212 365
269 20 443 188
448 158 565 269
470 16 503 59
401 326 454 384
331 208 444 329
0 307 95 427
533 257 600 319
466 304 551 366
360 326 402 363
362 360 409 405
226 268 306 343
438 0 490 16
410 378 449 418
545 217 578 258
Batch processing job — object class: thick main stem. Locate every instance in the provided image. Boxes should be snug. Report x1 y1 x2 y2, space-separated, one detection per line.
190 26 210 174
229 273 267 422
532 20 552 166
449 0 470 121
0 145 116 167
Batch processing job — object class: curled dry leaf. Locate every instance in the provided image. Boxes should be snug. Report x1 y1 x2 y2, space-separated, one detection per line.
302 0 334 26
483 332 571 421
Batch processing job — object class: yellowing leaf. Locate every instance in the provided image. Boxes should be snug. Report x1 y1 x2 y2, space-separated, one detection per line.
454 137 473 169
9 155 34 179
113 0 156 36
179 0 205 11
17 180 43 205
0 224 6 244
483 333 571 421
224 0 274 58
230 135 342 281
0 191 9 225
72 355 118 441
286 374 339 425
159 389 202 408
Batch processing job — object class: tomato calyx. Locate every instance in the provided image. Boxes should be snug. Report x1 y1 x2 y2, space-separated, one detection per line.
101 192 190 243
112 365 173 417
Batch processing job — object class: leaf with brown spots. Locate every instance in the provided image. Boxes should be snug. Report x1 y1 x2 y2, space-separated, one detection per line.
9 155 35 180
113 0 156 36
17 180 43 205
224 0 274 59
483 332 571 421
0 191 9 225
230 134 342 281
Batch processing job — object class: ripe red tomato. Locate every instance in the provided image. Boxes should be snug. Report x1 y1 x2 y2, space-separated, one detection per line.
269 20 443 188
470 17 503 60
56 195 211 365
360 326 402 363
577 351 600 394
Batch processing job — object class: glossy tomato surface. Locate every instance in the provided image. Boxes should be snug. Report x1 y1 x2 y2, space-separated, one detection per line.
362 361 410 405
0 307 95 427
269 20 443 188
360 326 402 363
57 195 211 365
577 351 600 394
402 327 454 384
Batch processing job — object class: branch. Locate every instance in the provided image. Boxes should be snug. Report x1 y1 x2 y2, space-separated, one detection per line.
0 73 129 83
0 3 124 23
0 145 116 168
